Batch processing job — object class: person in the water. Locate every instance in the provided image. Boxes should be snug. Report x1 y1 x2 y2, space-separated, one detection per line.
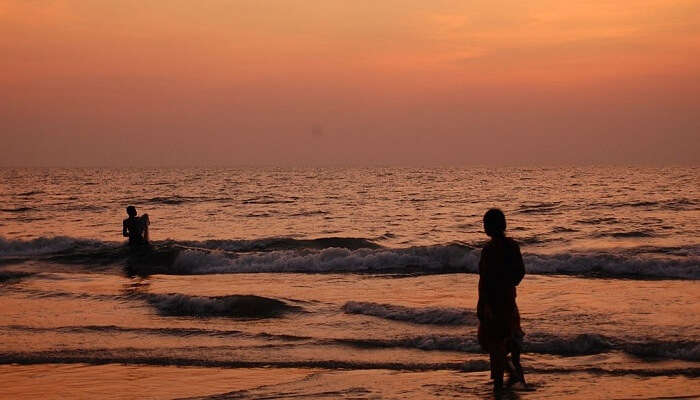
477 208 526 391
123 206 150 246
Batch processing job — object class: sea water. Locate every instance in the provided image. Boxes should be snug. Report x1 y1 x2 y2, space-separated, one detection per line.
0 167 698 399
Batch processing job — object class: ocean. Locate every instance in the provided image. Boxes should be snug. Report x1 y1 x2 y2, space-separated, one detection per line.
0 166 698 399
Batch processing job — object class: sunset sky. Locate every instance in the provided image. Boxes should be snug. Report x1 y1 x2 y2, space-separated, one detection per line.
1 0 698 166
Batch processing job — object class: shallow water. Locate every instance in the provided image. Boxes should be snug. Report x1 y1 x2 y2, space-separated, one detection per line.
1 270 698 398
1 167 698 398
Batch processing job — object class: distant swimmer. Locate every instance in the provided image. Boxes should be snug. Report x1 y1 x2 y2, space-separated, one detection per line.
476 208 527 391
123 206 150 246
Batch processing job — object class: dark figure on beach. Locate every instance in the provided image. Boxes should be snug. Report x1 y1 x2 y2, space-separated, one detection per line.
121 207 176 277
123 206 150 246
477 208 526 391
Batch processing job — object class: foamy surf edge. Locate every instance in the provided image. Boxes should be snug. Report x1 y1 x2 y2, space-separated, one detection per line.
1 236 697 279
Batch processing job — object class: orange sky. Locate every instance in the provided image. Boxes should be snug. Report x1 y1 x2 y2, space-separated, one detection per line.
1 0 699 166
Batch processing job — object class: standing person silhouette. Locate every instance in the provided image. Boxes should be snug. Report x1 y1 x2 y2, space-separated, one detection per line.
477 208 526 391
123 206 150 246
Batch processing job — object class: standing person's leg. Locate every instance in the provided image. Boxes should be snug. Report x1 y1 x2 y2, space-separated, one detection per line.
506 303 526 386
490 342 506 390
511 345 526 386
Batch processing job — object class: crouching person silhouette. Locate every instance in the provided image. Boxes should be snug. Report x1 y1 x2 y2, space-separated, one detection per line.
477 208 527 391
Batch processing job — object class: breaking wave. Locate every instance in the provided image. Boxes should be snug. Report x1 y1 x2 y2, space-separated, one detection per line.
172 245 698 279
332 333 700 361
342 301 477 325
144 293 302 318
528 334 700 361
522 249 699 279
1 236 697 279
172 244 475 274
0 236 100 257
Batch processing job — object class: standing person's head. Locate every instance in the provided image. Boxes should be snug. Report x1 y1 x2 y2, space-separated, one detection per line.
126 206 137 217
483 208 506 238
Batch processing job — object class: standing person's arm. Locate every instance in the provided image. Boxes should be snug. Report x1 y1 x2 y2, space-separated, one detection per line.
141 214 150 242
477 246 492 320
511 242 525 286
123 220 129 237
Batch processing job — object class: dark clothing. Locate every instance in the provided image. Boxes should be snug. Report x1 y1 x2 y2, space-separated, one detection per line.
477 236 525 381
123 216 149 246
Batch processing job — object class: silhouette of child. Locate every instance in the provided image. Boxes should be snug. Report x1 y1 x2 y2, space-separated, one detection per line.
123 206 150 246
477 208 526 390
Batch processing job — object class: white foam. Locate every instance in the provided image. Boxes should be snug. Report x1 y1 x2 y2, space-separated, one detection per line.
172 244 698 279
0 236 94 257
523 252 699 279
173 244 477 274
2 236 697 279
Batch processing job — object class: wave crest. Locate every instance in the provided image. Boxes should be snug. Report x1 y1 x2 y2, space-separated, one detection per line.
0 236 98 257
173 244 475 274
335 333 699 361
342 301 477 325
2 236 697 279
523 250 699 279
144 293 301 318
